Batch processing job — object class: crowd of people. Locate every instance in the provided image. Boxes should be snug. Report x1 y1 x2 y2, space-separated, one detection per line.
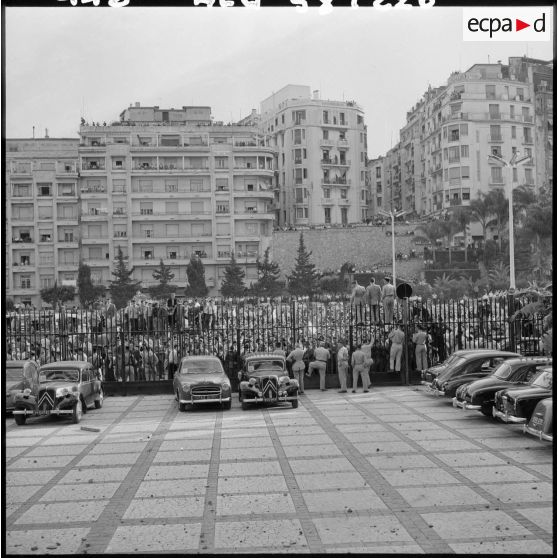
5 286 546 387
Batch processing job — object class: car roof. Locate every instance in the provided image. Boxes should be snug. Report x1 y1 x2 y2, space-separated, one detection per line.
39 361 91 370
179 355 221 362
6 360 37 368
245 352 286 361
461 351 521 360
505 357 552 367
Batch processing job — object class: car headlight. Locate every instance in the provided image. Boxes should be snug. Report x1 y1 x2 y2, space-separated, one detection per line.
279 375 290 384
257 391 262 397
442 382 448 390
221 382 230 390
23 388 32 397
56 387 69 397
181 383 191 391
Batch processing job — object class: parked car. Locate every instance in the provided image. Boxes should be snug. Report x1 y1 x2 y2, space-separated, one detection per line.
523 397 553 442
425 350 520 398
453 357 551 416
12 361 103 425
238 353 298 410
173 356 231 411
5 360 40 414
421 349 499 385
493 366 553 424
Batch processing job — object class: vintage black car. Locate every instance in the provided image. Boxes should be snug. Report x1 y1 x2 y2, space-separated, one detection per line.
425 350 520 398
421 349 499 385
12 361 103 425
173 356 231 411
5 360 40 414
493 366 553 424
523 397 553 442
453 357 551 416
238 353 298 410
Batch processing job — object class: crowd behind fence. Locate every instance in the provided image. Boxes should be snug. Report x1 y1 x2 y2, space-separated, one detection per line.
5 294 548 385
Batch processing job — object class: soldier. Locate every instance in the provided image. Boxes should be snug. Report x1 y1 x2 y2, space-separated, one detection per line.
381 277 396 324
365 277 382 323
308 341 330 391
351 343 370 393
286 343 306 394
336 338 349 393
350 280 367 325
361 336 374 389
388 322 405 374
412 324 429 375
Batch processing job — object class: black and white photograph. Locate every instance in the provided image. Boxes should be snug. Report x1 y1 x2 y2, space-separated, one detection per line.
3 1 554 554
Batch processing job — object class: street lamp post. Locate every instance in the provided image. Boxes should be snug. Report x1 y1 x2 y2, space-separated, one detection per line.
487 152 532 290
378 208 408 287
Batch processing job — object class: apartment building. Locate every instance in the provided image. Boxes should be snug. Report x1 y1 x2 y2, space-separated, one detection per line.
6 138 80 307
259 85 368 227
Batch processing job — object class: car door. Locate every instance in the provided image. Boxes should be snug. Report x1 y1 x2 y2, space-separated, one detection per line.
80 369 92 407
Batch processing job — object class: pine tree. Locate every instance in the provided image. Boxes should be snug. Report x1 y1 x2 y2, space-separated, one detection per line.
252 247 283 297
287 233 319 296
220 253 246 297
108 247 142 309
77 262 105 307
185 254 208 297
149 259 177 299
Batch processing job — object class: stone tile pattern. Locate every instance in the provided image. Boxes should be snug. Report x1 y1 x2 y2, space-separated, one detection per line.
5 388 554 554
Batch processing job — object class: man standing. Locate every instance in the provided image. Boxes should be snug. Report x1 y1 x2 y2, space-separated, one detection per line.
361 336 374 389
351 343 370 393
412 324 429 375
272 341 286 357
350 280 367 325
365 277 382 324
336 339 349 393
382 277 396 324
286 343 306 394
388 322 405 374
308 341 330 391
167 292 178 329
164 342 179 379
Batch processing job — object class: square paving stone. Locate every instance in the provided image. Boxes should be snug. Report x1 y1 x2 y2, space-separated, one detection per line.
344 431 405 443
289 457 355 474
40 482 121 501
220 446 278 461
15 500 108 524
283 444 342 458
323 414 369 425
455 427 514 439
526 463 554 478
10 455 76 469
218 475 287 494
313 515 413 544
455 465 539 483
414 439 483 452
515 507 554 533
159 439 212 452
7 437 44 447
434 452 508 468
135 478 208 498
218 427 270 438
449 539 553 554
123 496 205 519
26 445 88 457
475 436 547 449
8 470 58 486
277 434 333 446
5 485 44 504
6 528 90 555
163 430 215 442
106 523 201 553
353 441 417 455
336 423 390 433
325 544 424 554
379 467 460 487
499 449 554 464
5 447 27 459
153 449 212 463
60 467 131 484
420 510 531 539
89 442 147 454
396 485 490 508
217 493 296 516
220 436 273 449
144 464 209 481
77 453 139 466
390 420 440 430
273 426 325 436
218 461 283 477
479 482 553 503
368 454 438 470
295 471 368 491
214 519 307 550
403 429 463 441
41 435 97 446
302 488 387 512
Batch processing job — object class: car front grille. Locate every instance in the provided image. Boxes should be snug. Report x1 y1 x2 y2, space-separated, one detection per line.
259 376 279 400
37 389 57 411
191 385 221 397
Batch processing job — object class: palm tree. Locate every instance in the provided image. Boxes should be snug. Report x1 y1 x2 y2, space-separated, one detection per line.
483 189 508 253
438 219 460 266
450 207 472 263
488 261 510 291
469 194 492 247
415 221 444 263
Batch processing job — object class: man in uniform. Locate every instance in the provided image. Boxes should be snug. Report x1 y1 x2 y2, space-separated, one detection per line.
361 336 374 389
308 341 330 391
336 339 349 393
412 324 429 375
350 280 367 325
351 343 370 393
388 322 405 374
365 277 382 324
382 277 396 324
286 343 306 394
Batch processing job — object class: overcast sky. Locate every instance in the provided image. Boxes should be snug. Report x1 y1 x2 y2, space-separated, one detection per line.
4 5 553 158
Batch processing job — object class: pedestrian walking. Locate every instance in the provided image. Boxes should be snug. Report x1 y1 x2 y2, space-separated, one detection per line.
365 277 382 323
336 339 349 393
388 322 405 374
351 343 370 393
308 341 330 391
287 343 306 394
382 277 396 324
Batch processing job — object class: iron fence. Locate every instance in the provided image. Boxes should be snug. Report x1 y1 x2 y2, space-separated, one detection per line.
5 294 548 385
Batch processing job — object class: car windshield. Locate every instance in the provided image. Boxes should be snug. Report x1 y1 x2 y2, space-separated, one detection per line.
440 357 467 379
493 363 513 380
42 369 79 382
180 361 223 374
247 360 285 373
531 370 552 389
6 369 23 382
442 354 460 367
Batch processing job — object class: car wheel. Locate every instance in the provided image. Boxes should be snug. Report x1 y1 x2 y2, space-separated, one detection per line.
94 389 104 409
72 401 82 424
14 412 26 426
222 400 231 410
241 401 249 410
81 398 87 414
291 399 299 409
480 402 493 417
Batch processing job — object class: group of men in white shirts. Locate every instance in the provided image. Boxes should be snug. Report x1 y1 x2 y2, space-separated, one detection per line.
350 277 396 325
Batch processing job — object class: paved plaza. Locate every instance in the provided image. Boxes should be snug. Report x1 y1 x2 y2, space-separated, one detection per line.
4 387 554 554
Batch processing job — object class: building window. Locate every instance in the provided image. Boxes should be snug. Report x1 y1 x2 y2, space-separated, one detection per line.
216 178 228 191
20 275 31 289
165 180 178 192
512 168 518 182
140 202 153 215
524 168 534 185
323 188 330 199
216 203 229 213
491 167 503 183
523 127 533 143
37 183 52 197
485 84 496 99
340 189 347 199
143 249 153 260
511 126 516 139
490 125 501 141
341 208 348 225
461 166 470 179
165 201 178 214
139 180 153 193
166 224 179 237
460 145 469 158
323 111 329 124
296 207 304 219
516 87 524 101
40 276 54 289
12 183 31 197
191 180 204 192
323 130 329 140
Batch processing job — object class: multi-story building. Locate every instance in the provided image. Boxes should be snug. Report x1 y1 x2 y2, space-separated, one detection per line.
366 157 384 217
6 138 80 307
259 85 368 227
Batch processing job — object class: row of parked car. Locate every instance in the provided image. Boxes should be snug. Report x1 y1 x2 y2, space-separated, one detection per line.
420 349 553 442
5 353 299 425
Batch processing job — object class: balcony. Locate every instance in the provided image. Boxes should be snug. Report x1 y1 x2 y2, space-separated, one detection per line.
11 237 34 244
130 211 212 219
320 198 334 205
81 162 106 171
338 199 350 205
320 139 334 148
321 158 350 167
10 163 33 175
56 163 78 176
522 136 534 145
488 134 503 142
80 186 107 195
321 178 351 187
